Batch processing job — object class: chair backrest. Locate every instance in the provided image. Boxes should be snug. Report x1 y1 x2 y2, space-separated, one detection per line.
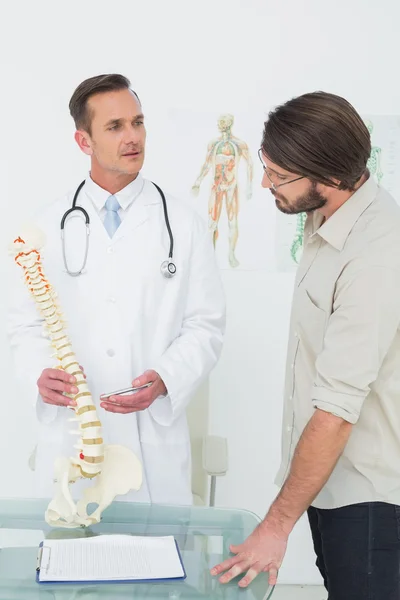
186 378 209 504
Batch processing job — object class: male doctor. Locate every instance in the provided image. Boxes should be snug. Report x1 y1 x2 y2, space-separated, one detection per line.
7 73 226 505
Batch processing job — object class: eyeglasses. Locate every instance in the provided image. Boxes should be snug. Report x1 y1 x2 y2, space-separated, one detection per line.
258 149 305 191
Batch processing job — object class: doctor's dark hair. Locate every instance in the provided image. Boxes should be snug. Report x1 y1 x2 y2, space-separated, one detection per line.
69 73 141 135
261 91 371 191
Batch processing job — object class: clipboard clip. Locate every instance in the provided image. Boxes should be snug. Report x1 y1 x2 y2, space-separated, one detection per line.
36 544 51 573
36 546 43 572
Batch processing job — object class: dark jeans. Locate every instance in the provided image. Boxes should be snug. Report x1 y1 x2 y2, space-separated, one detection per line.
307 502 400 600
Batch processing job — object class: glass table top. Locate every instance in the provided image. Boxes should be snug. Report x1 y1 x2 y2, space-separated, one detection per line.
0 498 274 599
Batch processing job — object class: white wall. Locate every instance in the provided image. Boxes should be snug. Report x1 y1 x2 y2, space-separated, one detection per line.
1 0 399 585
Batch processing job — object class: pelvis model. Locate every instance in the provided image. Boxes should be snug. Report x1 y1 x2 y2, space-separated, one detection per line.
9 227 142 528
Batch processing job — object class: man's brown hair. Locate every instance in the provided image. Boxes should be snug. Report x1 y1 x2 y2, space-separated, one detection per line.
69 73 140 135
261 91 371 191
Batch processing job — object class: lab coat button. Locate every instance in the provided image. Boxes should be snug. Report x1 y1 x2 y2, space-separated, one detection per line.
108 297 116 303
106 349 115 357
107 246 114 254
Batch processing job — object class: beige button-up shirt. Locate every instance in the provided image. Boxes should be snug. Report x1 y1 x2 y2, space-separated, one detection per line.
275 173 400 509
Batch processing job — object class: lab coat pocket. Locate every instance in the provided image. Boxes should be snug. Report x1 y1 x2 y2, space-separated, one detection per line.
138 409 189 445
296 289 327 355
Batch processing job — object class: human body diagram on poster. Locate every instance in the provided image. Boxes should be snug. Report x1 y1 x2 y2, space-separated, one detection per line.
191 114 253 268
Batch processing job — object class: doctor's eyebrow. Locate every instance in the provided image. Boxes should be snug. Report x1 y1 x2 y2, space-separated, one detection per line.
105 115 145 129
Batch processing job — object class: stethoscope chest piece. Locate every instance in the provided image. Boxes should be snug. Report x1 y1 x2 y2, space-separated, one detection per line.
160 259 177 278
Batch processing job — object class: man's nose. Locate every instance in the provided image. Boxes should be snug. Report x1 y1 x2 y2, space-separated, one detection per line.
124 125 141 145
262 171 273 189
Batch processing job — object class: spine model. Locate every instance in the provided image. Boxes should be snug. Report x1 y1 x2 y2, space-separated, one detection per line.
13 236 104 478
10 227 142 528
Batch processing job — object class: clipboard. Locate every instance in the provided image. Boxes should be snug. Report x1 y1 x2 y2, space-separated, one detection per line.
36 538 187 585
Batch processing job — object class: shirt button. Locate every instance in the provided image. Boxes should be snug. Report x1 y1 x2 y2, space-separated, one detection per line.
107 247 114 254
289 395 293 400
108 297 116 303
286 426 292 432
106 349 115 357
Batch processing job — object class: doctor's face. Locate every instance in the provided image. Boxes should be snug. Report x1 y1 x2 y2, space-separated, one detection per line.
83 89 146 177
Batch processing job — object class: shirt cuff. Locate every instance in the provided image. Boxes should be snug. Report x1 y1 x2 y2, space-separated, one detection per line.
312 385 364 424
148 394 174 426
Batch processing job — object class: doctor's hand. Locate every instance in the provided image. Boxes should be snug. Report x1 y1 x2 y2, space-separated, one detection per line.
37 366 85 408
210 520 288 588
100 370 167 414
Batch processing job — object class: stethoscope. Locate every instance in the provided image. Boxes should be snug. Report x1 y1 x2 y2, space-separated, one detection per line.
60 180 177 279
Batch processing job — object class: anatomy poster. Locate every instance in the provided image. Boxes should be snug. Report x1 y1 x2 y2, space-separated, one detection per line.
160 108 277 271
275 115 400 272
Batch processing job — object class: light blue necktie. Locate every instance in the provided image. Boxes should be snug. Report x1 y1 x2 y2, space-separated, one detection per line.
104 195 121 238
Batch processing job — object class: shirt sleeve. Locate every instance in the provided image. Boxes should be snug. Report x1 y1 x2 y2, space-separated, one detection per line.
312 264 400 424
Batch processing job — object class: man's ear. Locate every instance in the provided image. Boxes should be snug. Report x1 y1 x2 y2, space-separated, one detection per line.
74 130 93 156
317 178 341 194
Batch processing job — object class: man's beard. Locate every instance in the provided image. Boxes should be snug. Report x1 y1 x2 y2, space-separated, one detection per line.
273 181 327 215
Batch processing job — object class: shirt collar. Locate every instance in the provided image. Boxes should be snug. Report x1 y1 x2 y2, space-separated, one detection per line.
84 172 145 212
309 172 378 251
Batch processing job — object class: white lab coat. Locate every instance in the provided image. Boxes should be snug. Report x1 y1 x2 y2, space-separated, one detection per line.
7 175 226 505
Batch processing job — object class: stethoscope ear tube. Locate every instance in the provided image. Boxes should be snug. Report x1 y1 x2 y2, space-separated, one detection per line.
61 205 90 229
61 223 90 277
151 181 174 261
